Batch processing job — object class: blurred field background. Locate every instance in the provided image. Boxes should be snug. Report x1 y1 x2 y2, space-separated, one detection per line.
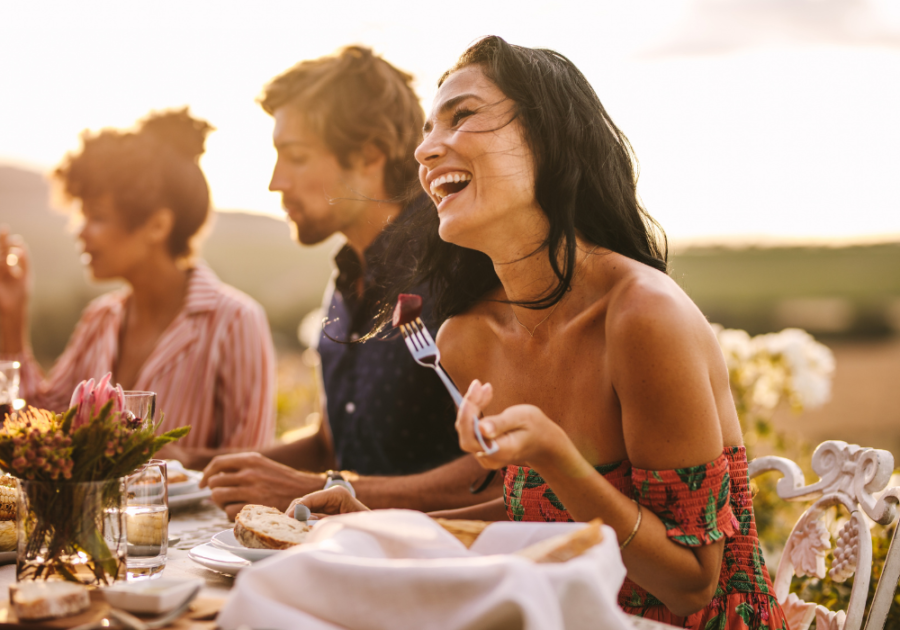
2 162 898 456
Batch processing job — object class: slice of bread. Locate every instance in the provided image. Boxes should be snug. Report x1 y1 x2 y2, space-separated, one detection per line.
432 518 490 548
9 581 90 621
234 505 310 550
514 519 604 563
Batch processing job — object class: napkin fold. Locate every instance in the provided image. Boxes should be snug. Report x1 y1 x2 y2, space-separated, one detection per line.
218 509 631 630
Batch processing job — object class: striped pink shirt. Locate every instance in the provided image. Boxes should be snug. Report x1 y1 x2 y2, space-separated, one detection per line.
7 263 276 449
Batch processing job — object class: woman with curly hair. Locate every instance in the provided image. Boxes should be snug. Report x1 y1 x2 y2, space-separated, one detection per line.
0 109 276 467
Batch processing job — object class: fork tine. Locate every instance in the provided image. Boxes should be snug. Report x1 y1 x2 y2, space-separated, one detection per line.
414 318 437 346
410 321 434 357
399 324 419 352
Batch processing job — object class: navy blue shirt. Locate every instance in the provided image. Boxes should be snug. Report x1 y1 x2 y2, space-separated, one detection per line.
317 208 462 476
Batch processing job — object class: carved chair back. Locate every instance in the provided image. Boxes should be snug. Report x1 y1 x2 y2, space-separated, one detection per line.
749 441 900 630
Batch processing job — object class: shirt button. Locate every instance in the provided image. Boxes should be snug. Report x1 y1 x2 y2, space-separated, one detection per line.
345 402 356 413
350 333 359 341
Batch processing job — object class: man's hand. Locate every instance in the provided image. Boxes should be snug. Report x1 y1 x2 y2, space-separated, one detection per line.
200 452 326 520
285 486 369 519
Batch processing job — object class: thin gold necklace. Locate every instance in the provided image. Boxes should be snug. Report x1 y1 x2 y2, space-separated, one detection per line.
511 245 600 338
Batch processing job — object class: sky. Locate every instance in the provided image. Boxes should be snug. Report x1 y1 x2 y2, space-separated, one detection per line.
1 0 899 245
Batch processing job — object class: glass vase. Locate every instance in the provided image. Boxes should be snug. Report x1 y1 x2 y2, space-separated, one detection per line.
16 478 127 585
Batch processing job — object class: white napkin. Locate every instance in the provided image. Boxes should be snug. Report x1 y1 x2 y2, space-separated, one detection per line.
217 509 632 630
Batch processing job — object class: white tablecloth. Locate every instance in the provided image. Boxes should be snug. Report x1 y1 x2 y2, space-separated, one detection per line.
218 509 634 630
0 501 679 630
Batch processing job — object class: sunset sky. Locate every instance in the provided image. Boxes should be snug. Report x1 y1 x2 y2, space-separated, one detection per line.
1 0 899 244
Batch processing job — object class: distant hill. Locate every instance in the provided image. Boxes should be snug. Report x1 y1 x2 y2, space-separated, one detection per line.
1 164 898 364
0 164 334 361
670 243 900 337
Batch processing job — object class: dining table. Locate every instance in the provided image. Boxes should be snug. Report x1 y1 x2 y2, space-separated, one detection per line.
0 497 678 630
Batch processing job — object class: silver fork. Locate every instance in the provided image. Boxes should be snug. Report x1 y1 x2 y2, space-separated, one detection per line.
400 318 498 455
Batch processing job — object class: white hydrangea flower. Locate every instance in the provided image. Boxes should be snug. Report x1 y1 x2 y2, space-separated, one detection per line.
712 325 754 371
712 324 834 419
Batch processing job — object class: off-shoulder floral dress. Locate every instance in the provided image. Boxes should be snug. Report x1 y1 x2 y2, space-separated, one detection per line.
503 446 789 630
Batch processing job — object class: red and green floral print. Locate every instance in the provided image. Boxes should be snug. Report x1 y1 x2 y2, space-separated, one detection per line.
503 447 789 630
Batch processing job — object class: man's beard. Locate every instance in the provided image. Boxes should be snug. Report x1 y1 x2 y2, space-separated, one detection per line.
289 217 333 246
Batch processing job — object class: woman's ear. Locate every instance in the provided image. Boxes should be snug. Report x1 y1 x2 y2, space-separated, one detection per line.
143 207 175 247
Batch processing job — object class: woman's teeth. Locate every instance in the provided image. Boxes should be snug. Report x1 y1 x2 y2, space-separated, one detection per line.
430 172 472 200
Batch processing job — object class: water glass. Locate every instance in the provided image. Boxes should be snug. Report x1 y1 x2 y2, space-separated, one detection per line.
123 391 156 427
0 361 20 419
125 459 168 579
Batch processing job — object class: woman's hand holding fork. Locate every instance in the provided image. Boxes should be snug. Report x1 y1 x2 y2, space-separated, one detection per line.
457 380 590 479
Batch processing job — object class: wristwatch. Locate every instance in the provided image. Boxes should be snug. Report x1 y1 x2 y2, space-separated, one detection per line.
323 470 356 498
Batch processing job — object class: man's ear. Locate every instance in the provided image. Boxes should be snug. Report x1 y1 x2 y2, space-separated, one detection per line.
352 143 387 175
144 207 175 247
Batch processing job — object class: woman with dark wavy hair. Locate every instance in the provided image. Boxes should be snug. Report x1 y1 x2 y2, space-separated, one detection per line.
310 37 786 630
0 109 276 468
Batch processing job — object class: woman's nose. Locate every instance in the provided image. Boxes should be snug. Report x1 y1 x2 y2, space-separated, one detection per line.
414 132 446 167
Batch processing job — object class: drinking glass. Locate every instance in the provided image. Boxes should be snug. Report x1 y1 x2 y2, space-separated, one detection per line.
0 361 20 419
125 459 168 579
123 391 156 427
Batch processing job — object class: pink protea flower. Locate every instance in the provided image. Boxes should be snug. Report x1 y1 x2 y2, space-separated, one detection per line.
69 373 125 429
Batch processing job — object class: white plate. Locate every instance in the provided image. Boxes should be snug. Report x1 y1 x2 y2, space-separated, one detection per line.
167 469 201 497
210 530 281 562
168 487 212 510
0 551 15 565
188 543 249 576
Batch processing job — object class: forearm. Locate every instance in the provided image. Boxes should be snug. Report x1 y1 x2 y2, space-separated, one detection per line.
429 496 509 521
260 426 335 472
0 309 28 355
536 454 721 616
350 456 502 512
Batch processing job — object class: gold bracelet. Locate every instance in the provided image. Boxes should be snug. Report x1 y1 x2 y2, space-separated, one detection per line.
620 500 642 551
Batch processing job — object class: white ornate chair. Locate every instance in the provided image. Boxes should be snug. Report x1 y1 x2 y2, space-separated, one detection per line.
750 441 900 630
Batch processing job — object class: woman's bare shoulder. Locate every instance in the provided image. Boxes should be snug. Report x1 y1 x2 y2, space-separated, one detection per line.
605 264 709 345
435 292 504 383
436 296 500 355
601 263 728 468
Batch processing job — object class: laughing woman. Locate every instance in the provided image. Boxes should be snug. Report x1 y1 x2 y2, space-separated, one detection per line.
304 37 787 630
0 109 276 468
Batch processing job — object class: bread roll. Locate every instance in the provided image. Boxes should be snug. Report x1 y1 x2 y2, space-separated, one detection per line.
234 505 310 550
9 581 90 621
0 521 16 552
0 477 17 552
515 519 604 563
0 476 16 521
